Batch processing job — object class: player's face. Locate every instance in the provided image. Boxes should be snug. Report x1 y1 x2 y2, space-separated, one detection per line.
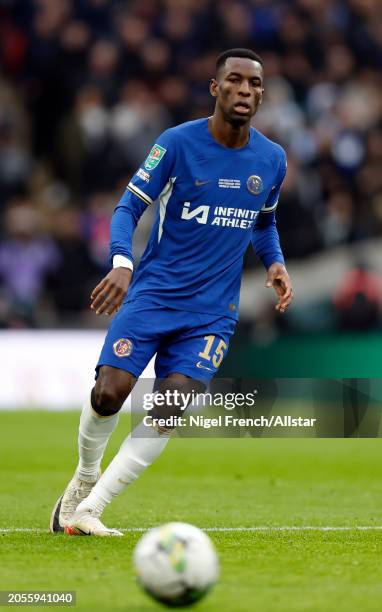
211 57 264 125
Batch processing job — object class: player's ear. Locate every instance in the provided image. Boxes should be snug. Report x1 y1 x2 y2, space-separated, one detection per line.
210 78 218 97
259 88 264 104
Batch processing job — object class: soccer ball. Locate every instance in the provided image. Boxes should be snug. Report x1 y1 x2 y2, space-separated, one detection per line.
133 522 219 607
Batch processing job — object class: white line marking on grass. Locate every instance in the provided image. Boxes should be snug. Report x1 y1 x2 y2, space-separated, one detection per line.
202 526 382 532
2 526 382 534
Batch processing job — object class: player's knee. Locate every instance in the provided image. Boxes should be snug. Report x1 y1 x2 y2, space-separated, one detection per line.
92 368 135 416
91 384 123 416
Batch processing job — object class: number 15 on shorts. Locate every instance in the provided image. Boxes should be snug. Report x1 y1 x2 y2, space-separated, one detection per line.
198 335 228 368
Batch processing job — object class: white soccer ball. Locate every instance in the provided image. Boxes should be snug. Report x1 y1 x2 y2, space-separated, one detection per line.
133 522 219 607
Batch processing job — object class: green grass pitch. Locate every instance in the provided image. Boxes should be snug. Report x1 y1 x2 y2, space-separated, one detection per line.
1 411 382 611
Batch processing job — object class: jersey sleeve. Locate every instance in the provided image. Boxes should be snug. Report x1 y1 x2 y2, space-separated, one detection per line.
251 148 287 268
260 147 287 214
126 129 177 206
110 129 177 264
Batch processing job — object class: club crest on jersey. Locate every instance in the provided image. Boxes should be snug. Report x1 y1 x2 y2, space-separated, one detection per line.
113 338 133 357
247 175 263 195
144 144 166 171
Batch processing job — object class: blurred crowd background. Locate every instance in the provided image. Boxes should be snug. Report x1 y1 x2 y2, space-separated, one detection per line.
0 0 382 333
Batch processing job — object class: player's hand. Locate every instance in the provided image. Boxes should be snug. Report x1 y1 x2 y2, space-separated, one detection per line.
90 268 132 316
265 262 293 314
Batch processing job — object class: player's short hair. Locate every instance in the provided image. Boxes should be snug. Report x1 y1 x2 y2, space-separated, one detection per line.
216 48 263 73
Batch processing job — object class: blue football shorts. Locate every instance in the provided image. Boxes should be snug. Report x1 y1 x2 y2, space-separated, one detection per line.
96 298 236 382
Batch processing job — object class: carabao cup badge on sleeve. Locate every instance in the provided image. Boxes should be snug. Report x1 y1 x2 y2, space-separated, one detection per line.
144 144 167 171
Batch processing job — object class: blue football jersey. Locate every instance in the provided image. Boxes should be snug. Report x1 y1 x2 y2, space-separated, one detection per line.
110 118 286 320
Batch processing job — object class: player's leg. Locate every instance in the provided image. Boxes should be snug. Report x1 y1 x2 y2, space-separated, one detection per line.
77 365 137 481
80 373 204 513
51 300 160 534
67 373 203 535
50 367 136 534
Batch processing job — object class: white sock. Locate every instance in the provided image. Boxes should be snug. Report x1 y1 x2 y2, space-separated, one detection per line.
77 398 120 482
77 419 170 515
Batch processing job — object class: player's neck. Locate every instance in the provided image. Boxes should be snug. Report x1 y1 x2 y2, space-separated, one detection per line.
208 115 250 149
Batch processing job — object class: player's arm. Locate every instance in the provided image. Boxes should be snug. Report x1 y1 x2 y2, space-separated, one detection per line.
251 152 293 314
91 131 176 316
